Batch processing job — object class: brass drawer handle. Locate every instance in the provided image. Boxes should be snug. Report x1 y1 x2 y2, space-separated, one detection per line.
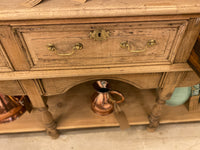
120 39 156 53
47 43 83 56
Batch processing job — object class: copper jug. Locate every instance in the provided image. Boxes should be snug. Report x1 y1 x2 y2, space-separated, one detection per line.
91 80 125 116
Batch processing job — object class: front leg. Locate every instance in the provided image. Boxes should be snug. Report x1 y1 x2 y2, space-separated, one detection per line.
19 80 60 138
147 97 166 132
38 107 60 139
147 72 185 132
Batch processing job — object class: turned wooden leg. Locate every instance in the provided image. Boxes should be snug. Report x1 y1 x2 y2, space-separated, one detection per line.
147 97 166 132
38 107 60 139
19 80 60 138
147 72 186 132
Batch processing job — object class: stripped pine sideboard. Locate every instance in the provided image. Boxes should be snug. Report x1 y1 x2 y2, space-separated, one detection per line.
0 0 200 138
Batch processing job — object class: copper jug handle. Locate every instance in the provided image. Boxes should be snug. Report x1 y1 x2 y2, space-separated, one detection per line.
109 90 125 104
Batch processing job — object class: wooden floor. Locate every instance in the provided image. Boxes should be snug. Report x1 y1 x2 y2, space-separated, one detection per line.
0 80 200 134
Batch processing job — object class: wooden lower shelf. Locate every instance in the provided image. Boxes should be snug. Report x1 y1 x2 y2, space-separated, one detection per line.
0 80 200 134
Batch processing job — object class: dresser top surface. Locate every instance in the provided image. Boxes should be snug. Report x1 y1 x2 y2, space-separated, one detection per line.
0 0 200 20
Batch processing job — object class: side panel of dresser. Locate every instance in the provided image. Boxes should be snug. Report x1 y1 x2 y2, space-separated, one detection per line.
0 26 59 138
0 26 24 95
147 18 200 131
0 26 45 107
175 18 200 62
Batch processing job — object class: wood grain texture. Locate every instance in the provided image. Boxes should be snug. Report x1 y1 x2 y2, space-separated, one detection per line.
0 63 193 81
0 26 30 71
0 1 199 136
0 26 46 108
188 96 200 112
38 107 59 139
0 80 200 134
15 21 186 70
0 81 24 95
41 73 162 96
0 0 199 20
0 15 199 26
0 41 13 72
175 18 200 63
147 72 186 131
19 80 46 108
159 72 186 100
178 71 200 87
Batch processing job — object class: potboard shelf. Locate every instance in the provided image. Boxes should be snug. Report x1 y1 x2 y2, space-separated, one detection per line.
0 81 200 134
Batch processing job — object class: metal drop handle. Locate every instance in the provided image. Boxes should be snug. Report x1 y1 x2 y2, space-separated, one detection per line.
47 43 83 56
120 39 156 53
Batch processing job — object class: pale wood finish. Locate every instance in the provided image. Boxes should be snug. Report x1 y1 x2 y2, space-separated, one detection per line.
0 70 197 96
0 42 13 72
1 81 200 134
73 0 87 3
188 96 200 112
21 0 43 8
0 81 24 95
42 72 200 96
18 79 58 138
15 21 187 70
0 26 47 114
175 18 200 62
0 1 199 137
159 72 186 100
147 98 165 132
0 0 200 20
147 72 185 131
178 71 200 87
41 73 162 96
0 15 200 26
0 63 193 81
0 26 30 71
19 80 46 108
38 107 60 139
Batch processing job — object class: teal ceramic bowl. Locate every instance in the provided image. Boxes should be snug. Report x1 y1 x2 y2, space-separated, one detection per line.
165 87 192 106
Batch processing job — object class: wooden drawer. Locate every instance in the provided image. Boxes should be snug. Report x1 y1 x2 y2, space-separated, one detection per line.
15 20 187 70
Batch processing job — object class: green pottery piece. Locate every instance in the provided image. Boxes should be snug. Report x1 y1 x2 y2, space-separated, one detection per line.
166 87 192 106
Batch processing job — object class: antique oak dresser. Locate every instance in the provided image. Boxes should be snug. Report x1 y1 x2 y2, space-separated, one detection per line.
0 0 200 139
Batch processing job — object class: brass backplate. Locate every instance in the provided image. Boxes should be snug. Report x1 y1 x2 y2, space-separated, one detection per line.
89 29 110 41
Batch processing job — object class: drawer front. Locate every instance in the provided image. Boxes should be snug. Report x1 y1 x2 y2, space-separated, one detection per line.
15 20 187 70
0 42 12 72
